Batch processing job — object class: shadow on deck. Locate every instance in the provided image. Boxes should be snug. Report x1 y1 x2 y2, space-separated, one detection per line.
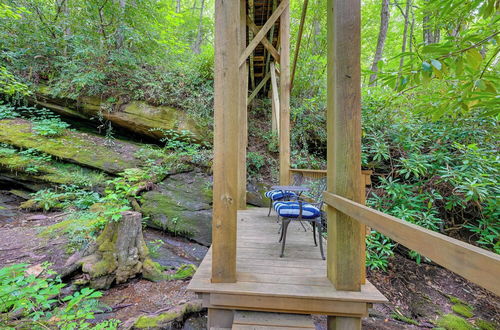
188 208 387 318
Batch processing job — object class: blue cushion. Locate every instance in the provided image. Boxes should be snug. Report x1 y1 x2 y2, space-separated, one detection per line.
265 190 297 201
273 201 321 219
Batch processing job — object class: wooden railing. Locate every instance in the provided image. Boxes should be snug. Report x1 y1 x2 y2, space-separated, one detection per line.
289 168 372 185
323 192 500 296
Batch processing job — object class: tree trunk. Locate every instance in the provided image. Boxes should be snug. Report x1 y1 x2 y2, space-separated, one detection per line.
369 0 390 86
176 0 181 13
115 0 126 49
65 211 165 289
423 0 440 45
398 0 411 74
191 0 205 54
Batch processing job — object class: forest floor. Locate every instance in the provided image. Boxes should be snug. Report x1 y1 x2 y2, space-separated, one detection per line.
0 190 498 329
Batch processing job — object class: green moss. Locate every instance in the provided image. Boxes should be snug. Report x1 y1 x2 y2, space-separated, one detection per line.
0 119 143 174
437 314 475 330
134 302 203 329
391 312 419 325
166 264 196 281
449 296 470 307
452 304 474 318
142 258 167 282
476 319 497 330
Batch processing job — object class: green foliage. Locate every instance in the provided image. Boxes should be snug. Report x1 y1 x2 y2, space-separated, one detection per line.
147 239 164 258
0 263 119 329
366 230 395 270
247 151 266 176
32 118 70 137
0 102 19 119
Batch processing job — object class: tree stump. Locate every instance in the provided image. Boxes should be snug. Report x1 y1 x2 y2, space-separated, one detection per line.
69 211 165 289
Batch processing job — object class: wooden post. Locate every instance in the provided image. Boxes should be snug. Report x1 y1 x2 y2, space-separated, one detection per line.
211 0 240 283
270 62 280 134
326 0 363 300
237 0 248 210
279 0 290 185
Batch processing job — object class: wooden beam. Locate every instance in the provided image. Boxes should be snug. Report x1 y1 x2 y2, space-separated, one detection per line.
326 0 363 295
247 72 270 104
270 62 280 134
249 0 255 90
246 16 280 63
212 0 240 283
323 192 500 296
237 0 248 211
264 0 278 93
239 0 288 67
290 0 309 92
279 0 291 186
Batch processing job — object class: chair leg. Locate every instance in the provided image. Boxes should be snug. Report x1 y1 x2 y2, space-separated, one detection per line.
312 221 317 246
317 219 325 260
280 219 291 258
268 199 273 216
299 221 307 232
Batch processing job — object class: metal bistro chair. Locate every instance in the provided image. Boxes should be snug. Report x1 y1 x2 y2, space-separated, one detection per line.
265 174 305 216
273 177 327 260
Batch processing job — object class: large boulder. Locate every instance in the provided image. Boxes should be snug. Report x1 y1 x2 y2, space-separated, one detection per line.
33 87 205 142
140 171 212 246
0 119 145 174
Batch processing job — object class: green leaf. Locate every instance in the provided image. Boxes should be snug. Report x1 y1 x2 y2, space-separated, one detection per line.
422 61 433 73
431 59 442 71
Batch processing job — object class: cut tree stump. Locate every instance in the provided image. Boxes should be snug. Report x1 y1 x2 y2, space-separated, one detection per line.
66 211 165 289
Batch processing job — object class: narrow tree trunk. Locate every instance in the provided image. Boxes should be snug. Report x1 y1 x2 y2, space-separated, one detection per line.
369 0 390 86
423 0 439 45
176 0 181 13
191 0 205 54
115 0 126 49
398 0 411 74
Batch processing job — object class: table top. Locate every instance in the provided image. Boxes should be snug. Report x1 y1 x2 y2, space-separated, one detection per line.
271 185 310 192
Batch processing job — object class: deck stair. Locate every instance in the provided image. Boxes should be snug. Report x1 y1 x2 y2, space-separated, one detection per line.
232 311 315 329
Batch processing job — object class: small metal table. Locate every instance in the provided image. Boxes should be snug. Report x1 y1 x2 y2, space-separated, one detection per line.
270 185 310 195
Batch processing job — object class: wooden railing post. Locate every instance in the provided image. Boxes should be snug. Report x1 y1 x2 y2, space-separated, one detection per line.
279 0 291 185
237 0 248 210
326 0 363 327
212 0 240 284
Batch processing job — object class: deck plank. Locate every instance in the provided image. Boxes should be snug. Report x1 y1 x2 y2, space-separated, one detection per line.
188 208 387 315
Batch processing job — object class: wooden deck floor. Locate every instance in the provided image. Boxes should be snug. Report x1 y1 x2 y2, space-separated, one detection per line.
188 208 387 317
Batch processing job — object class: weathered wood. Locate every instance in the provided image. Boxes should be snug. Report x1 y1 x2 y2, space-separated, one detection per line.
279 0 291 185
328 316 362 330
239 0 288 67
246 16 280 63
326 0 363 292
290 0 309 92
270 62 280 133
212 0 240 283
237 0 248 210
323 192 500 296
233 311 315 328
247 72 270 104
208 308 233 329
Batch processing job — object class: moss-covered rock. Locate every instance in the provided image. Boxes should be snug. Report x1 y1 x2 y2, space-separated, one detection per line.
133 301 203 329
33 88 206 142
476 319 497 330
436 314 475 330
246 181 272 207
0 119 145 174
141 171 212 245
452 304 474 318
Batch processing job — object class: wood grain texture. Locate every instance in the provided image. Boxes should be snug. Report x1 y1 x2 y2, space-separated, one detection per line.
323 192 500 296
326 0 363 291
279 0 291 185
328 316 362 330
211 0 240 283
233 311 315 328
270 61 280 133
237 0 248 210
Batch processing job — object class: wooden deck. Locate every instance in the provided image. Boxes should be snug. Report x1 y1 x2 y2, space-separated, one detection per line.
188 208 387 318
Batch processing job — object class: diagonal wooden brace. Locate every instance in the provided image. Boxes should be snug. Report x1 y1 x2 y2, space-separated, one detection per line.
239 0 288 67
246 16 280 64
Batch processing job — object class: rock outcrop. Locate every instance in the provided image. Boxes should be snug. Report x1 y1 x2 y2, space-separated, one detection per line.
33 87 205 142
140 171 212 246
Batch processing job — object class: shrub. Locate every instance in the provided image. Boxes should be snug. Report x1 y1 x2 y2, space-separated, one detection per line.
32 118 70 137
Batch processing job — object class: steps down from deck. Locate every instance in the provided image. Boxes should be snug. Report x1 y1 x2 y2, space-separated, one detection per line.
232 311 315 329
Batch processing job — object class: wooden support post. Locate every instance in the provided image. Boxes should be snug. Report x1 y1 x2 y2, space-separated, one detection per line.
290 0 309 92
326 0 363 315
270 62 280 134
279 0 290 185
237 0 248 210
212 0 240 283
327 316 362 330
